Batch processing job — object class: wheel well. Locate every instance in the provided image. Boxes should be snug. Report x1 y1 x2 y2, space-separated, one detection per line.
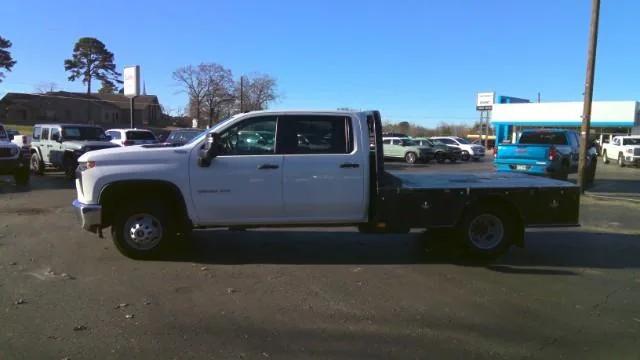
99 181 191 229
459 196 524 247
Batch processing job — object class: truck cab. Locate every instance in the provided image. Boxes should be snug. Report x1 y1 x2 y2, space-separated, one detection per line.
601 135 640 167
73 110 580 260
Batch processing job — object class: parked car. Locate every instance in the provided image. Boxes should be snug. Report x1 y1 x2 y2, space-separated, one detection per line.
601 135 640 167
430 136 485 161
0 123 30 185
72 110 580 260
382 137 434 164
30 124 119 179
494 129 593 181
164 129 203 146
105 128 158 146
413 137 461 163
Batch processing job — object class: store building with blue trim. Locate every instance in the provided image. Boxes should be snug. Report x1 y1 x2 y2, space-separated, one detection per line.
491 101 640 144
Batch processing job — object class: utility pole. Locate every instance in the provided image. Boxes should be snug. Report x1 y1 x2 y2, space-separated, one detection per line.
578 0 601 192
537 92 541 103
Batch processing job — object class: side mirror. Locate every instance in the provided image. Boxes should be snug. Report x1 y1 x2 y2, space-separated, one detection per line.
198 133 219 167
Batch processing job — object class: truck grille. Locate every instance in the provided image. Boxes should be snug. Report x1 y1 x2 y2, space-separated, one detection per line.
635 148 640 156
0 148 13 157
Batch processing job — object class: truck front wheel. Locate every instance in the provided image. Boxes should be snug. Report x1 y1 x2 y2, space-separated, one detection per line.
602 150 609 164
30 152 44 175
111 202 176 259
459 206 516 259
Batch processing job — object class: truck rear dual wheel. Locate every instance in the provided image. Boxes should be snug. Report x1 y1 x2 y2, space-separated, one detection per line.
111 201 177 259
458 206 516 260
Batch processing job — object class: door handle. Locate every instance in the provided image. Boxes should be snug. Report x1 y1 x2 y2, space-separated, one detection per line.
340 163 360 168
258 164 279 170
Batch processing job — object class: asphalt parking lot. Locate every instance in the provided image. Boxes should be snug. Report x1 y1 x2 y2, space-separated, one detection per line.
1 159 639 359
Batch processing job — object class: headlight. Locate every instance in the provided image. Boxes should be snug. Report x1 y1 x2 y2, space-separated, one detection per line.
77 161 96 172
627 148 634 154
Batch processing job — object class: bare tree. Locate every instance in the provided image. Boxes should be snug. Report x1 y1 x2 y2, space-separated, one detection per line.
200 63 235 127
172 65 207 121
34 82 59 93
239 73 279 112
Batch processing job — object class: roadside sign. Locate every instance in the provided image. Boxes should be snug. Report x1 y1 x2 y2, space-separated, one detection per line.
476 92 495 110
123 66 140 97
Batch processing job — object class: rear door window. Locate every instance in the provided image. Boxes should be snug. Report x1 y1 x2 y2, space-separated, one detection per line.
519 132 568 145
126 131 156 141
277 115 353 154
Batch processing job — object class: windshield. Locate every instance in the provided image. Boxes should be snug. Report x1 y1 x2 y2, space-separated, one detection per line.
167 129 202 144
519 131 568 145
454 137 470 144
184 116 236 146
126 130 157 141
623 138 640 145
62 126 107 141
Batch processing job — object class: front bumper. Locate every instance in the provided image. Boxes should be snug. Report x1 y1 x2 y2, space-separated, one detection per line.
0 157 27 175
623 155 640 166
72 199 102 233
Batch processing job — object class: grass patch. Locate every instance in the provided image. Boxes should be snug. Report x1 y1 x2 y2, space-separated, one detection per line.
2 124 33 135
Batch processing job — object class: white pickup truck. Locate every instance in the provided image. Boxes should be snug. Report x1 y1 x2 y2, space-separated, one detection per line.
73 110 580 260
601 135 640 167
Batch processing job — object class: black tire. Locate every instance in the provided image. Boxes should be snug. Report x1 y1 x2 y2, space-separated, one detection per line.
30 152 44 175
435 152 446 164
551 163 569 181
618 153 625 167
63 155 77 180
602 150 609 164
449 156 457 163
404 152 417 164
461 151 470 161
459 205 517 260
13 165 30 186
111 201 176 259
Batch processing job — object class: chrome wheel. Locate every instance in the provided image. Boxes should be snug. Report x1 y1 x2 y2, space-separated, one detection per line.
123 213 163 250
468 214 504 250
405 152 417 164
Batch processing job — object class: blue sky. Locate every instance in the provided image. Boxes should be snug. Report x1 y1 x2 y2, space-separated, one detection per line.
1 0 639 126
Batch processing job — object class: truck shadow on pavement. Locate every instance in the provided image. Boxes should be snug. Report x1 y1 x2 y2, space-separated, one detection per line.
163 229 640 271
